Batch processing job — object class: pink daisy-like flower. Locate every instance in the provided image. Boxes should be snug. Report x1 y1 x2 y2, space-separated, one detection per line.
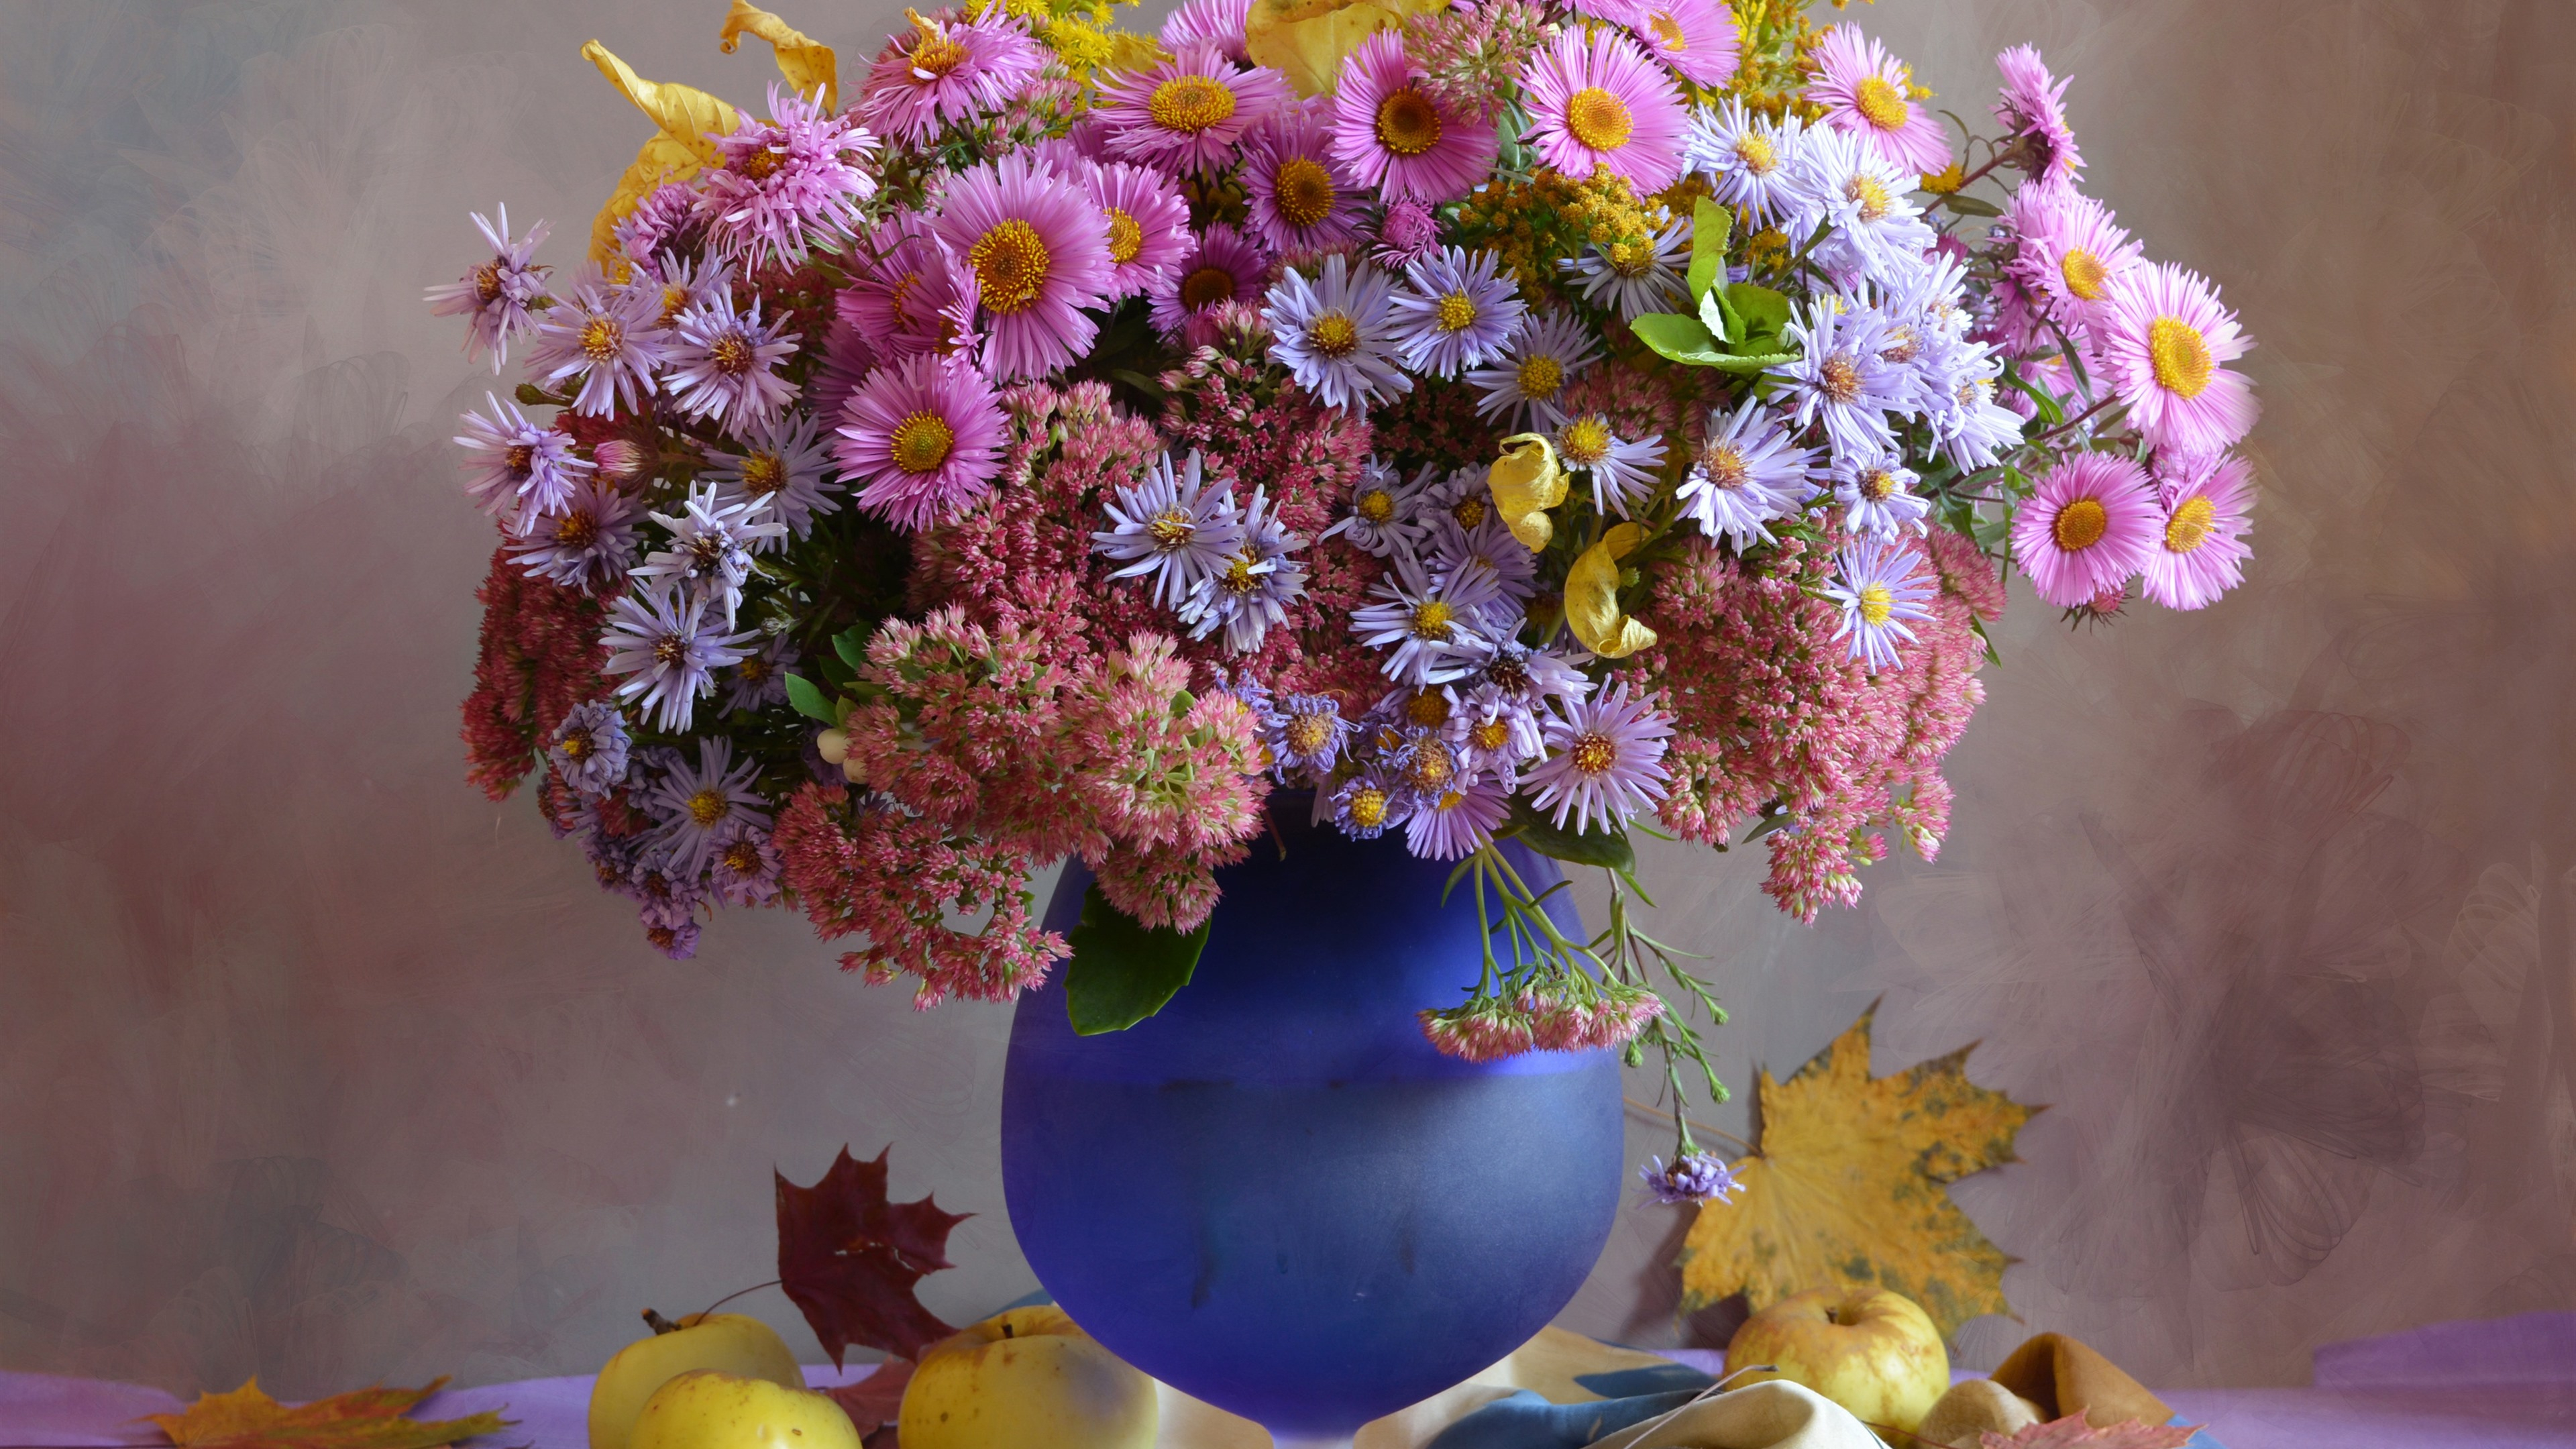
1994 44 2082 184
1094 41 1290 175
1242 103 1366 254
1525 682 1674 835
1518 28 1688 195
1372 197 1442 268
2004 182 2142 340
1402 773 1512 860
834 352 1010 531
1597 0 1739 89
2097 261 2260 457
1161 0 1252 63
1079 160 1193 300
1148 222 1271 337
1805 24 1951 177
2140 451 2255 610
933 152 1115 380
700 83 879 272
2010 452 2159 608
856 7 1044 145
841 217 984 367
1332 32 1498 205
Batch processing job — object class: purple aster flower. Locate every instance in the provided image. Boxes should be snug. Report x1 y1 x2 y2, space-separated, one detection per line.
547 700 632 796
1550 413 1668 519
836 352 1011 532
708 818 784 907
601 586 757 733
700 83 879 271
1685 100 1805 225
1080 160 1193 301
1265 693 1354 780
722 631 796 714
1334 32 1497 205
631 853 708 926
1422 466 1497 535
857 8 1044 145
613 182 708 276
645 737 769 879
1823 540 1936 672
1092 449 1245 610
1389 246 1527 377
1678 396 1817 551
1403 772 1511 861
706 411 839 540
1787 127 1940 291
1420 510 1540 619
1320 456 1430 561
1350 554 1505 687
1772 299 1908 461
1242 101 1365 254
1639 1150 1742 1205
1330 767 1413 840
1450 684 1544 779
1094 41 1291 175
1466 309 1602 428
1525 682 1672 835
841 216 984 368
639 254 734 331
509 476 644 589
642 912 704 961
935 151 1116 380
1149 222 1271 338
1159 0 1252 62
1519 29 1688 194
664 290 801 434
455 393 593 525
633 483 788 625
1264 254 1411 413
526 267 672 417
1561 217 1690 323
1477 639 1594 710
1829 451 1931 539
1371 198 1442 268
1181 485 1307 654
424 204 550 372
1994 44 2082 185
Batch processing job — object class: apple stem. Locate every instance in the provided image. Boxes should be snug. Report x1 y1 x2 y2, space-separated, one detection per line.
1002 1323 1014 1339
694 1279 785 1320
642 1309 683 1335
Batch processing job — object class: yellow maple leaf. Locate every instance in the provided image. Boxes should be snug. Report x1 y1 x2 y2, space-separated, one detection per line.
580 40 743 269
146 1378 507 1449
1679 1004 2036 1339
717 1 837 113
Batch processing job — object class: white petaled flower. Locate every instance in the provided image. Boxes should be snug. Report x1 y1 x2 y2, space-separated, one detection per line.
1523 682 1674 836
1782 126 1937 290
1466 309 1602 428
1320 456 1430 560
1823 540 1936 672
1827 449 1933 539
1772 299 1909 462
1421 466 1500 535
704 412 841 541
1181 485 1307 653
1263 254 1411 411
1388 247 1527 377
1677 396 1817 550
1560 217 1690 322
631 483 790 626
1685 100 1805 224
1091 449 1246 610
600 587 758 734
645 737 769 879
1550 413 1669 518
1419 510 1538 621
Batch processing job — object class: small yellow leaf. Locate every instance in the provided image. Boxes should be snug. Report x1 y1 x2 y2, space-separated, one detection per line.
579 41 741 269
1487 433 1568 552
146 1378 506 1449
1242 0 1442 97
1564 522 1657 659
718 1 837 113
1679 1004 2035 1339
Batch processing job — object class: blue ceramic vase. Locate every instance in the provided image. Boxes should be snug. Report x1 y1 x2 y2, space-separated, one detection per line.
999 802 1624 1442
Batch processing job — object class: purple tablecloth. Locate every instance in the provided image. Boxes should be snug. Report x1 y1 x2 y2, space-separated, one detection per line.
5 1315 2569 1448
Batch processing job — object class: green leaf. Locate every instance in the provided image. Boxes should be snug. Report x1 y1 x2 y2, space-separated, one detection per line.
1702 350 1795 374
1685 197 1733 305
1630 311 1727 366
1063 885 1212 1034
1507 796 1637 871
785 672 839 723
514 382 566 409
1941 193 2003 217
831 626 872 671
1723 283 1791 343
1700 285 1741 344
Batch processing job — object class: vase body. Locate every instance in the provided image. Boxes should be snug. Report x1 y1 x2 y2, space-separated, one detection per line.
999 804 1624 1438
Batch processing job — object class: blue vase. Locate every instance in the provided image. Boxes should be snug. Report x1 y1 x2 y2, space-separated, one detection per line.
1000 802 1624 1442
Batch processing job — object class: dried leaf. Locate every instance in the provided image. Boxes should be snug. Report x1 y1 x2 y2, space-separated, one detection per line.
1564 522 1658 659
1979 1413 2197 1449
718 2 837 112
777 1146 972 1365
1679 1004 2036 1338
1488 433 1568 551
579 41 741 268
146 1379 506 1449
821 1360 914 1435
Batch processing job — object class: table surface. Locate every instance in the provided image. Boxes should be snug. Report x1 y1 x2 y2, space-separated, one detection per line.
5 1313 2570 1449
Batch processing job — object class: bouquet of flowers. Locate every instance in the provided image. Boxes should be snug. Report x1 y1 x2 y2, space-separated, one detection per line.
439 0 2255 1189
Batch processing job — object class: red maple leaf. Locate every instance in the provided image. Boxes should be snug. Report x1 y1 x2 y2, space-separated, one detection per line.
1981 1415 2199 1449
777 1146 970 1365
822 1360 914 1438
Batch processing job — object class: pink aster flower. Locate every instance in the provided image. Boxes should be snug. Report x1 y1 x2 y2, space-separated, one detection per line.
934 152 1115 380
1148 222 1271 337
663 290 800 434
1525 682 1674 835
1242 103 1366 254
424 204 549 372
1161 0 1252 62
1402 773 1511 860
835 352 1010 531
2097 261 2260 457
1079 160 1193 300
1994 44 2082 184
1332 32 1497 205
2004 182 2142 341
1094 42 1290 175
1519 28 1688 195
1806 24 1951 177
700 83 879 272
857 7 1044 145
525 267 672 417
2140 451 2254 610
841 217 985 368
2010 452 2158 608
1371 197 1442 268
1597 0 1739 89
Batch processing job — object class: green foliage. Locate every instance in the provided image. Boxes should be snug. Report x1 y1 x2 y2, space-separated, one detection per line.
1063 884 1212 1034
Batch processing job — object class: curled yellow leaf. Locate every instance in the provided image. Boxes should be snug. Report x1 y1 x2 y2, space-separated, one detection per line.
718 1 838 112
1243 0 1443 96
580 41 741 268
1102 31 1173 77
1488 433 1568 552
1565 522 1658 659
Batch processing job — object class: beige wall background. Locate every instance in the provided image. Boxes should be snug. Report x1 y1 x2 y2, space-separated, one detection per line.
1 0 2569 1402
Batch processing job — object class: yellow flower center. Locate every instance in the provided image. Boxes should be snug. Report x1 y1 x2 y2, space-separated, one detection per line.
908 12 968 79
1858 467 1897 501
738 654 772 683
1559 416 1612 466
1734 132 1778 175
1220 550 1261 594
1105 208 1144 265
2061 247 2108 301
1273 156 1338 227
473 262 505 304
1375 87 1443 157
1819 354 1861 403
1405 690 1452 727
1565 87 1635 152
721 839 764 874
1180 265 1236 311
1283 713 1333 756
1356 487 1397 523
653 635 688 666
1452 494 1489 528
1307 312 1360 357
1146 508 1195 547
504 443 535 477
1347 786 1389 829
740 148 785 182
1855 75 1911 131
579 315 623 362
660 285 690 326
1517 354 1565 400
1880 324 1919 364
1469 718 1509 751
1702 442 1748 490
2052 496 2110 551
1843 172 1892 223
1569 732 1617 775
1856 582 1894 627
2149 316 2214 398
688 788 729 826
1404 739 1455 792
740 451 787 497
1436 292 1479 331
559 729 594 759
968 219 1052 315
710 331 755 376
889 411 956 474
2164 494 2218 554
1148 74 1238 133
1648 11 1686 50
555 511 598 547
1409 598 1456 639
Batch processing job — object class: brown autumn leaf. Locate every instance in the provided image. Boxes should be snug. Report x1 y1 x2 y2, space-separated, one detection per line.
777 1145 971 1365
145 1379 507 1449
1678 1003 2037 1338
1980 1414 2198 1448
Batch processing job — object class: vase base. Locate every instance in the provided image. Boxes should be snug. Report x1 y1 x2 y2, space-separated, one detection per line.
1266 1435 1354 1449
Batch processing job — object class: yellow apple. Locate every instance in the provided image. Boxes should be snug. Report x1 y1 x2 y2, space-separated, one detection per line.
590 1314 807 1449
1723 1287 1949 1436
630 1371 859 1449
898 1306 1157 1449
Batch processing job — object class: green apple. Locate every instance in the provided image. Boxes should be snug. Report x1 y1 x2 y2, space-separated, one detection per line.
630 1370 859 1449
589 1313 807 1449
898 1306 1157 1449
1724 1287 1949 1436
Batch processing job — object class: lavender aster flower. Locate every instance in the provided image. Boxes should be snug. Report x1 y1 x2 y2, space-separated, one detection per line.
509 476 644 589
601 586 757 733
1782 126 1937 290
1525 682 1673 835
700 83 879 271
424 204 550 372
1824 540 1936 672
527 267 673 417
663 290 800 433
723 632 796 714
1550 413 1668 518
1319 456 1429 559
455 393 592 525
1639 1150 1742 1205
708 818 784 906
1477 639 1593 709
1685 101 1805 223
1350 554 1504 686
1467 309 1601 428
1181 485 1307 653
547 701 632 796
1264 254 1411 413
706 412 839 539
1829 451 1932 539
1401 772 1511 861
1677 396 1817 550
1449 684 1544 779
1772 299 1907 462
1092 450 1245 610
1265 693 1354 780
1560 218 1690 323
1389 247 1527 377
1331 767 1413 840
646 737 769 878
633 484 788 625
1420 511 1539 619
